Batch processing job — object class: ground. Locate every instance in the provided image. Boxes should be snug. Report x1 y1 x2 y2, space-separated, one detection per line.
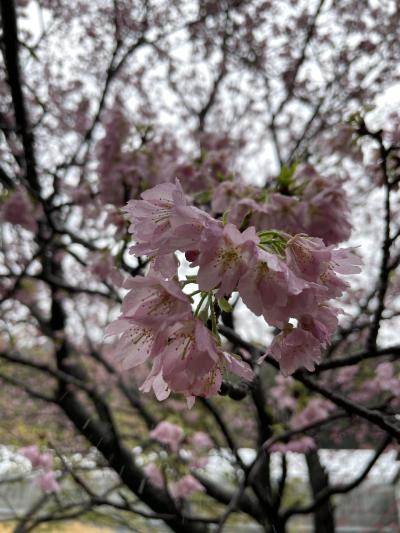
0 523 115 532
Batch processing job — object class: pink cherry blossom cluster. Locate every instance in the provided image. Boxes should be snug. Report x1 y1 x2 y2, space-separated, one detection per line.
269 380 335 452
96 103 237 209
0 188 42 233
150 421 184 452
143 421 211 499
211 164 351 246
19 445 60 494
144 463 204 499
106 270 253 406
149 421 213 452
107 178 361 401
349 362 400 405
291 398 334 429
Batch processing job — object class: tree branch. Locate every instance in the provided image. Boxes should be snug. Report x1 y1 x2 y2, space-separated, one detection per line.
1 0 40 194
282 434 391 519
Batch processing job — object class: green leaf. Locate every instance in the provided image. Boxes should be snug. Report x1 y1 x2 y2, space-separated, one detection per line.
194 189 212 204
239 209 253 231
277 161 299 190
198 307 209 323
218 297 233 313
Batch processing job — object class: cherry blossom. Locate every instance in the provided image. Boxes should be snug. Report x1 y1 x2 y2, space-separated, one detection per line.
374 362 400 397
124 181 187 256
299 307 340 348
19 446 53 470
190 431 214 449
194 223 259 297
238 247 307 324
120 274 192 326
124 180 215 257
268 325 322 376
150 421 184 452
19 446 44 468
142 319 253 401
270 375 298 412
210 165 352 246
105 274 192 369
105 318 158 370
285 235 332 283
259 193 308 236
170 475 205 499
35 471 60 494
2 0 399 528
117 178 362 381
143 463 164 489
19 446 59 494
291 398 334 429
0 188 41 232
299 172 352 245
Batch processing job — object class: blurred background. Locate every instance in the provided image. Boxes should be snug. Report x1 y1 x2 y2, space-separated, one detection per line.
1 0 400 531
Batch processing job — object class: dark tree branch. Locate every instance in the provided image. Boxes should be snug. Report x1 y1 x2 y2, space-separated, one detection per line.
200 397 245 469
0 164 15 189
316 344 400 372
366 132 392 351
1 0 40 194
88 345 157 429
272 0 326 120
57 388 207 533
305 450 335 533
292 373 400 440
193 471 265 525
0 371 54 403
282 434 391 519
219 325 400 439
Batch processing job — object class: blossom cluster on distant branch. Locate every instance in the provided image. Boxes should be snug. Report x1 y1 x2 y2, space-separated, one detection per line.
143 421 211 499
19 446 60 494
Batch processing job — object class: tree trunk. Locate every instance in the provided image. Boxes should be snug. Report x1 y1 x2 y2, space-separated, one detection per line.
306 450 335 533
